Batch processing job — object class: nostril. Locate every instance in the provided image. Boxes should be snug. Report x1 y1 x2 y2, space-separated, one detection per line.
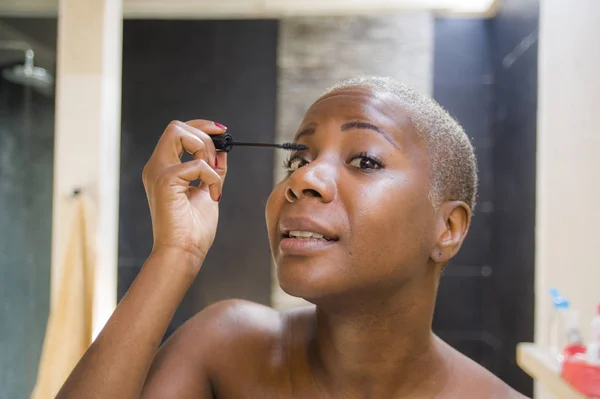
302 189 321 198
285 187 299 202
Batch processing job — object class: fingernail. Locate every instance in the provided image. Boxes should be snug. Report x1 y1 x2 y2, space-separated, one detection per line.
214 122 227 130
217 194 222 202
214 155 219 169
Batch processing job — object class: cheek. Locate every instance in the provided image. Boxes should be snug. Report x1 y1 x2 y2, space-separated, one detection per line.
343 175 432 270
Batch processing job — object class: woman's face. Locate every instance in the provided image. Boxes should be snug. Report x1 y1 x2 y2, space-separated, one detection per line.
266 88 438 301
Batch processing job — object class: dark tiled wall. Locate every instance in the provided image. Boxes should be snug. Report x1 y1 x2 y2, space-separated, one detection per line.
432 16 495 367
118 20 278 338
487 0 538 394
0 81 55 398
0 18 58 51
432 1 538 396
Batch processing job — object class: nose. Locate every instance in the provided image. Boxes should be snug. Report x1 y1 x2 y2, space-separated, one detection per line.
284 160 337 204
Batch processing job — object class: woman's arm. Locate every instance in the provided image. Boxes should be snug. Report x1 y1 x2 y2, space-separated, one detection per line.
56 249 207 399
56 119 229 399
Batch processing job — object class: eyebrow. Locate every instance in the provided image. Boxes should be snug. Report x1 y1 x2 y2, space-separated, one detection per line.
294 126 316 142
341 121 399 149
294 121 400 149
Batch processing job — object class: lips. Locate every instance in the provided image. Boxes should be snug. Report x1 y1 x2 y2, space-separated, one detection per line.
279 216 339 242
278 216 340 255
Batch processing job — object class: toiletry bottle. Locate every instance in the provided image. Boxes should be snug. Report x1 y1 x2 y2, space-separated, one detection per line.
562 308 585 359
588 304 600 365
549 289 571 362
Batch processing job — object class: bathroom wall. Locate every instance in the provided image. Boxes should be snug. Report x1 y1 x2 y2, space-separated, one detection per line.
118 19 278 339
536 0 600 343
536 1 600 397
0 18 56 399
487 0 538 394
432 16 496 369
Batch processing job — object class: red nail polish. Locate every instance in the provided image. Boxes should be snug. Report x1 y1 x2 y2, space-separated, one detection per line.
217 194 222 202
214 122 227 130
214 155 219 168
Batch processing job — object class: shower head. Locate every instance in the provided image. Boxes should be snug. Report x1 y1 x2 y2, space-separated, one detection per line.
1 45 54 96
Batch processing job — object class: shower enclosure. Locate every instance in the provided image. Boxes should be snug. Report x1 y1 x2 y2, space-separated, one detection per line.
0 19 56 399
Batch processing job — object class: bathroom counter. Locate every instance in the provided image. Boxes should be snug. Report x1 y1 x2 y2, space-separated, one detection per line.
517 343 593 399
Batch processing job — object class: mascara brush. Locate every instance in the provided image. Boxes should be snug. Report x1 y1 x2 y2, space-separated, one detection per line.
211 133 307 153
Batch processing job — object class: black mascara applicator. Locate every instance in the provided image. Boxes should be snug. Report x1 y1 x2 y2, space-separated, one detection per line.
211 133 308 153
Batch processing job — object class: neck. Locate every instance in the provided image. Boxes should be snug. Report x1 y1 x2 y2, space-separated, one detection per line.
309 272 448 398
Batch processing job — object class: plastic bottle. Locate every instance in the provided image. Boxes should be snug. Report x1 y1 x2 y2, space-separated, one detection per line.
563 308 586 359
548 288 582 363
587 304 600 365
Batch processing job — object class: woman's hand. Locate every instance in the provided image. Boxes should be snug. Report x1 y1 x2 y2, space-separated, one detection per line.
142 120 228 274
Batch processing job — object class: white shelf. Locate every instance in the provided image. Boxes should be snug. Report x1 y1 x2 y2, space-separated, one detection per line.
517 343 594 399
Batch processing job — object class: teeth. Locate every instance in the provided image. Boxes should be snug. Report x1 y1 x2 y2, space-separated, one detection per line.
289 231 326 240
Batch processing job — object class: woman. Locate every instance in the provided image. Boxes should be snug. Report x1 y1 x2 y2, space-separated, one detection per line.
57 76 526 398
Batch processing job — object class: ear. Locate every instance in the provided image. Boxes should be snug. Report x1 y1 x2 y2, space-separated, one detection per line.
430 201 472 264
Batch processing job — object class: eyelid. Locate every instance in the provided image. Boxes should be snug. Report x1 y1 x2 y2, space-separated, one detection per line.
288 152 302 161
350 152 384 166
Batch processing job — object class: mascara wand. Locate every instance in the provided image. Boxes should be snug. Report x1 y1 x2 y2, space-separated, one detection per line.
212 133 308 153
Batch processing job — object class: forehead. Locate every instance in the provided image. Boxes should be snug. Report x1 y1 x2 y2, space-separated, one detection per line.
300 87 420 147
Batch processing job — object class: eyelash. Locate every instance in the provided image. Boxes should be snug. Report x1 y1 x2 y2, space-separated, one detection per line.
282 154 303 171
283 152 384 173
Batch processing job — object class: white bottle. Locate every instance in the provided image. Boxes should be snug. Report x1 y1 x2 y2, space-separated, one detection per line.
548 290 572 362
588 304 600 365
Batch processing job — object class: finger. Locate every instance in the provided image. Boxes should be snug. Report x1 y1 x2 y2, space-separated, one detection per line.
180 130 209 164
182 120 229 169
152 121 207 165
215 151 227 180
184 120 228 180
166 159 222 202
184 119 228 136
177 122 218 169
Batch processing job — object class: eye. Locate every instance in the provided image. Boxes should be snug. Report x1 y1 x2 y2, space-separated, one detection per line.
349 152 383 171
283 155 309 172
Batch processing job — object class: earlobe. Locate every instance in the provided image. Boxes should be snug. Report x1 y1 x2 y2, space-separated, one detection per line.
430 201 471 264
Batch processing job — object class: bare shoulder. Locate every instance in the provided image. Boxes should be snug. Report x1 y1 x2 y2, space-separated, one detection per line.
185 298 286 351
142 299 288 398
182 300 315 397
186 298 315 340
166 299 316 371
438 338 530 399
192 298 283 331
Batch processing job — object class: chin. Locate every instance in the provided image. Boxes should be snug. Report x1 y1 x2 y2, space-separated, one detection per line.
276 256 358 303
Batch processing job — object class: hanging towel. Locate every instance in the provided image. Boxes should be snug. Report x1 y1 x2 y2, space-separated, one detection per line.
30 193 96 399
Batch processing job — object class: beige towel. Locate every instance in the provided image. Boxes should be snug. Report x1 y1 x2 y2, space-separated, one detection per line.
30 194 96 399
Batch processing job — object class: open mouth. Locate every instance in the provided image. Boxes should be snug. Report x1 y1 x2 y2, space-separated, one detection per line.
284 231 336 242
